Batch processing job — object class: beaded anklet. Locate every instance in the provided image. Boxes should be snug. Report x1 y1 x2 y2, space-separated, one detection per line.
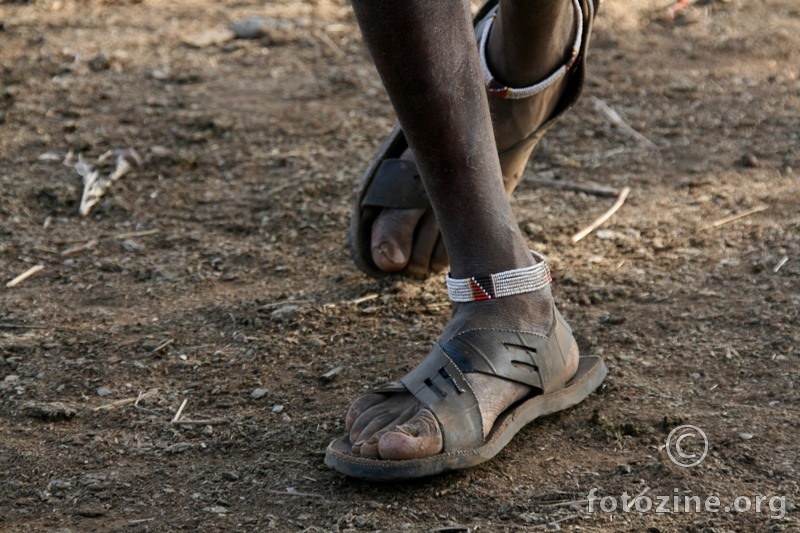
446 252 552 302
478 0 585 100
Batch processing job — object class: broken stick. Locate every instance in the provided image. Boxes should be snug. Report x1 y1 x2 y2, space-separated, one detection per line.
571 187 631 243
6 265 44 288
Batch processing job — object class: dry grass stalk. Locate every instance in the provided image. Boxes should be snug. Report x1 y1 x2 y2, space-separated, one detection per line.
6 264 44 288
171 419 229 426
703 205 768 230
113 229 159 240
526 177 620 197
571 187 631 243
61 240 99 257
93 389 159 411
172 399 189 423
591 96 658 149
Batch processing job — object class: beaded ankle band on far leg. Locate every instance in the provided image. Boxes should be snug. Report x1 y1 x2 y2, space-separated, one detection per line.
478 0 585 100
446 252 553 303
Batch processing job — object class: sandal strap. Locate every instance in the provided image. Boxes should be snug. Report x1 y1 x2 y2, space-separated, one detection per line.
446 251 552 302
361 159 430 209
478 0 584 100
390 307 574 452
400 345 484 452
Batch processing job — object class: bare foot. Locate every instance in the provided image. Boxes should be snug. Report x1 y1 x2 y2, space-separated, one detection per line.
345 286 579 460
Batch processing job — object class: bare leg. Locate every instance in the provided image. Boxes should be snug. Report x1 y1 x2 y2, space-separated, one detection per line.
346 0 578 460
370 0 579 277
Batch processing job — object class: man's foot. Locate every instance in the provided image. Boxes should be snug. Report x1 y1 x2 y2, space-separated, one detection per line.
370 0 580 277
344 285 579 460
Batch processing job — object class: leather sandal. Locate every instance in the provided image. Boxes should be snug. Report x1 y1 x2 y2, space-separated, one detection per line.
349 0 599 279
325 253 607 480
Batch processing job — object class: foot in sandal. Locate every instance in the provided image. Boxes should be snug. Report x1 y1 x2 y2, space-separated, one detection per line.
325 252 606 479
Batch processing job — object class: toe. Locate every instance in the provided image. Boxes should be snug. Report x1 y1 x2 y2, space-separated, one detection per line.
371 208 426 273
348 394 420 446
357 403 418 457
345 393 386 432
377 409 443 460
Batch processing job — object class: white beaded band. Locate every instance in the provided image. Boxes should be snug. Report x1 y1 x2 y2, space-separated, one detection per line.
446 252 552 302
478 0 584 100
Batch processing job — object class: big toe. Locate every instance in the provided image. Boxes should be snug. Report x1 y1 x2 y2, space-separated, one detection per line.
371 208 425 273
377 409 443 460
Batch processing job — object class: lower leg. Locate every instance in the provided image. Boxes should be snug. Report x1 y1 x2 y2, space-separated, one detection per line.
352 0 530 277
369 0 583 275
348 0 573 460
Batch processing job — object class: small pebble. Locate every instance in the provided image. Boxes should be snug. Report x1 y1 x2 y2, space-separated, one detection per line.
250 388 268 399
271 305 299 321
96 387 111 396
741 153 761 168
271 404 284 413
222 471 239 481
88 52 109 71
739 433 754 440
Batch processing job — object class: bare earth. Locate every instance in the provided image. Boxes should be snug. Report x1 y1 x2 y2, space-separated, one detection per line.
1 0 798 531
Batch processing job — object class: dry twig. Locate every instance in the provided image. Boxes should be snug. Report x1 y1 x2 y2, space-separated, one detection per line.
171 419 229 426
6 265 44 288
172 399 189 423
571 187 631 243
348 294 379 305
591 97 658 149
113 229 159 240
527 177 619 197
773 256 789 273
61 240 99 257
93 389 159 411
703 205 768 230
313 28 345 57
151 339 174 354
625 486 651 512
321 366 344 381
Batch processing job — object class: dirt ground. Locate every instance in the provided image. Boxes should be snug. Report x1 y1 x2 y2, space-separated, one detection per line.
1 0 798 531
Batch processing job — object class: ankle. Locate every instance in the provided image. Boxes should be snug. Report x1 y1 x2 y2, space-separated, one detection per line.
443 251 556 338
446 288 555 340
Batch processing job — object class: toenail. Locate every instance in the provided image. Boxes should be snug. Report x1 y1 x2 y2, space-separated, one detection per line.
353 439 364 447
377 242 406 265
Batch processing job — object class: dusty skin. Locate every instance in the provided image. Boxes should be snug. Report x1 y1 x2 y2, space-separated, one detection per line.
1 0 799 531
